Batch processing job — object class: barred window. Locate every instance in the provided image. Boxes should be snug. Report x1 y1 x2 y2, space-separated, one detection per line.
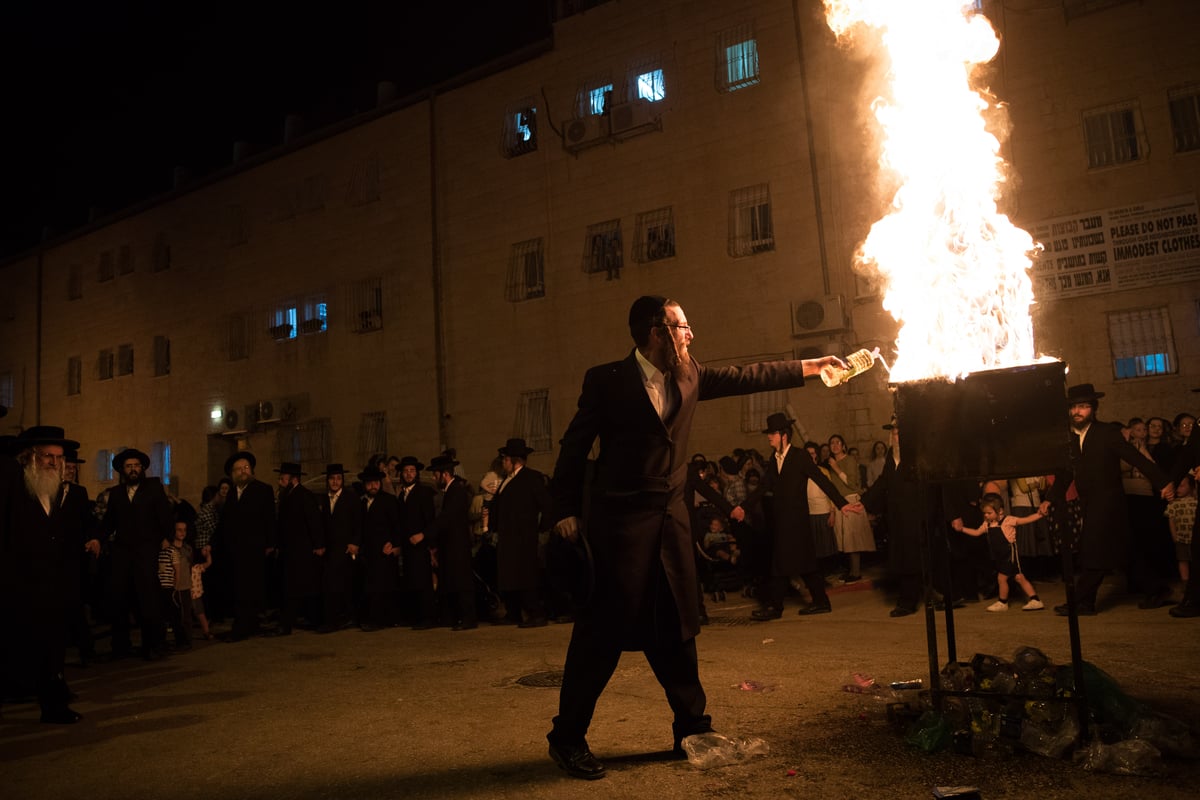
117 244 134 275
1169 85 1200 154
628 64 665 103
576 76 613 117
95 449 114 483
728 183 774 256
581 219 622 278
117 344 134 376
1082 102 1144 169
357 411 388 468
299 296 328 335
150 441 173 488
152 233 171 272
153 335 171 377
67 356 82 396
514 389 553 452
502 99 538 158
346 155 381 206
227 312 253 360
98 250 114 283
98 349 114 381
716 24 759 92
348 277 383 333
68 263 83 300
634 207 675 263
270 305 298 341
1108 307 1177 380
274 418 332 466
506 238 545 302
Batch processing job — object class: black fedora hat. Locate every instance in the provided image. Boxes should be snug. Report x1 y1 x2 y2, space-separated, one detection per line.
16 425 80 450
398 455 424 471
273 462 305 476
498 437 535 457
427 453 459 473
64 449 85 465
358 466 386 483
325 463 345 476
112 448 150 471
1066 383 1105 404
761 412 795 434
224 451 257 475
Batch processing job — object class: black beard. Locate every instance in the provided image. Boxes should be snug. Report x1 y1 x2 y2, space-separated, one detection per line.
125 472 142 486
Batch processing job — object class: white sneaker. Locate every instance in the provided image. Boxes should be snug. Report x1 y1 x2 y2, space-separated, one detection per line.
986 600 1009 612
1023 598 1045 611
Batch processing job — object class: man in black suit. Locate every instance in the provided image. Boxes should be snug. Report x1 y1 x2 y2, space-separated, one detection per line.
317 464 361 632
491 437 551 627
102 447 173 659
221 452 276 640
358 465 401 630
395 456 437 629
429 453 477 631
545 295 847 779
274 462 324 635
61 449 100 665
1042 383 1173 614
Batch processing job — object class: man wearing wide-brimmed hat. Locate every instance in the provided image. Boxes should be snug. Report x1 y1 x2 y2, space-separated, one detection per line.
273 463 324 635
2 425 88 722
316 463 362 632
357 464 401 630
428 453 476 631
101 446 173 660
395 456 438 628
1042 383 1173 616
490 437 551 627
220 451 276 640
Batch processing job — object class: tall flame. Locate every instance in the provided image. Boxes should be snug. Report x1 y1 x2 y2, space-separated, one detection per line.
825 0 1039 382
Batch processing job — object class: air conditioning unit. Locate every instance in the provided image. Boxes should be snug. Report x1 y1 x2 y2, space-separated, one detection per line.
790 294 849 338
610 99 661 139
561 114 609 153
247 399 278 426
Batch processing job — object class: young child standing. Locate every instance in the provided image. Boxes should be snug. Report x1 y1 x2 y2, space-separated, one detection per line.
158 520 195 649
1166 475 1196 585
962 493 1045 611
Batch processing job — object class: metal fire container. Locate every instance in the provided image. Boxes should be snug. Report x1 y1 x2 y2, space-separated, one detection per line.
893 360 1070 482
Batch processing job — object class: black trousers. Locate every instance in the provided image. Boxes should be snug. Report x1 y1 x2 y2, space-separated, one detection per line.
549 616 709 747
108 550 164 653
765 573 828 608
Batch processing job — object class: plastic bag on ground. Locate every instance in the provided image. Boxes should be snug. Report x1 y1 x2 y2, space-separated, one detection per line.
681 732 770 769
1073 738 1163 776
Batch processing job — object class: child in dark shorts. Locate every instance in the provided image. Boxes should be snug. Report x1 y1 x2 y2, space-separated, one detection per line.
962 493 1045 612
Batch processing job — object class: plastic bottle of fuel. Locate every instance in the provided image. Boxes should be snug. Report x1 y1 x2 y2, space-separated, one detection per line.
820 347 880 387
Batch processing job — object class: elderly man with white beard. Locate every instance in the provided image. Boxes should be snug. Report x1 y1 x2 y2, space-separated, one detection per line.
1 425 95 723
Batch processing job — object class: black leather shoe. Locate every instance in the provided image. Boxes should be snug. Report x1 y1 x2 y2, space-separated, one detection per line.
548 741 606 780
41 707 83 724
1054 603 1097 616
889 606 917 618
750 607 782 621
798 603 832 616
1138 589 1173 610
1170 601 1200 618
698 613 710 626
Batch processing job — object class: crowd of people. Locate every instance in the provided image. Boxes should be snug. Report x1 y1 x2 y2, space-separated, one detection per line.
0 366 1197 734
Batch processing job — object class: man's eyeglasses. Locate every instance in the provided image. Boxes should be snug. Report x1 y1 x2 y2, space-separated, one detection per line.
659 323 692 334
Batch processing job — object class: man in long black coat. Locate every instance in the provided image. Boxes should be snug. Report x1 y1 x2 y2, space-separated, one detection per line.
395 456 437 628
102 447 173 659
317 463 361 632
490 437 551 627
429 453 476 630
545 295 848 780
1042 384 1172 614
753 413 858 620
359 466 401 630
221 452 276 640
274 462 324 634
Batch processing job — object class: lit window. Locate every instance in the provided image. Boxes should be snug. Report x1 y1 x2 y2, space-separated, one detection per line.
589 84 612 114
502 100 538 158
151 441 172 487
515 389 553 452
716 24 759 92
1082 102 1145 169
581 219 623 279
270 306 298 340
506 239 545 302
96 449 114 483
636 69 665 102
576 77 613 117
1168 85 1200 153
1108 307 1177 380
300 297 327 335
728 183 774 256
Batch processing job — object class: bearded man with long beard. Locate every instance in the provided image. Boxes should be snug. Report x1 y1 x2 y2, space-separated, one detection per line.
545 295 848 779
1 425 87 723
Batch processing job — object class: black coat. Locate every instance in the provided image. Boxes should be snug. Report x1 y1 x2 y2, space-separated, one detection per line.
102 477 173 557
491 466 550 592
433 476 474 593
58 482 95 605
1047 419 1168 570
397 483 437 591
552 350 810 648
763 447 848 576
318 488 362 592
277 483 324 594
861 449 929 576
362 491 401 593
221 479 276 607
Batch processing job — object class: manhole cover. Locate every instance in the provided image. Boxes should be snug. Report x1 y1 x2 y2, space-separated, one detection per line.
516 670 564 687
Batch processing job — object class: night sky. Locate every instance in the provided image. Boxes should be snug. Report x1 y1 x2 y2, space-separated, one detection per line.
0 1 552 261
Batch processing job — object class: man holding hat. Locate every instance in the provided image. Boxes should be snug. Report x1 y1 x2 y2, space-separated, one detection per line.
491 437 551 627
274 462 324 635
1042 383 1173 615
317 463 362 632
101 446 172 660
545 295 848 779
221 452 276 641
428 453 476 631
